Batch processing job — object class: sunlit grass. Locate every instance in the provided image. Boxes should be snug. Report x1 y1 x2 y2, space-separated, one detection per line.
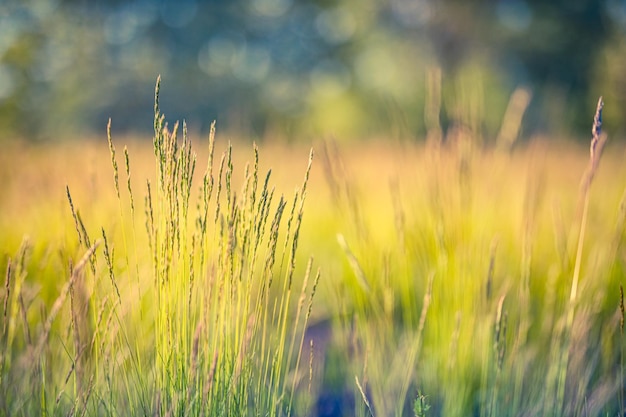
1 89 626 416
0 79 318 417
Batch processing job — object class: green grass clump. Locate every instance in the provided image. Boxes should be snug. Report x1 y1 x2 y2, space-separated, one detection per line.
0 77 318 416
144 77 318 416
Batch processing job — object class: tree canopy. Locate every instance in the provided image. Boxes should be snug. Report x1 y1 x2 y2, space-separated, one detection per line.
0 0 624 141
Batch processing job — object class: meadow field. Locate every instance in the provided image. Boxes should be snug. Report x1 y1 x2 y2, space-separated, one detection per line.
1 90 626 417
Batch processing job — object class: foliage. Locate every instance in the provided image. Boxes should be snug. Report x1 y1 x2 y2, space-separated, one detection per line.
0 0 625 139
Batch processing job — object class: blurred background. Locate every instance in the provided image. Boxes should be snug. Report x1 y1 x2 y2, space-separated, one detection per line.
1 0 625 142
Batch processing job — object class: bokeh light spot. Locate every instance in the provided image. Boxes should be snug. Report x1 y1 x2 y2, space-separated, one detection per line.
315 6 356 44
496 0 532 32
263 76 304 114
104 10 139 45
309 59 351 99
198 35 241 77
33 39 72 82
232 44 272 83
355 47 398 92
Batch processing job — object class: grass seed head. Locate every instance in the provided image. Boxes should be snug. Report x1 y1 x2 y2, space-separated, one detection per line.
619 284 624 334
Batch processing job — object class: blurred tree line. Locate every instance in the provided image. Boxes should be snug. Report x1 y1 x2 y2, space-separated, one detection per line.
0 0 625 142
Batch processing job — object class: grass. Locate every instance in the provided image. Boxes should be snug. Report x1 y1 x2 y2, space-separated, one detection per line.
1 81 626 416
1 78 318 417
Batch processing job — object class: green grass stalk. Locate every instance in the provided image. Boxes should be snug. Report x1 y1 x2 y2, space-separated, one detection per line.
557 96 607 415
